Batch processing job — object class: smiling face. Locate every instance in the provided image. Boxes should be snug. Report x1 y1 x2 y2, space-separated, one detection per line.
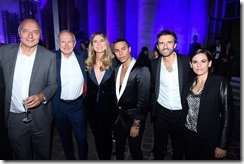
190 53 212 76
18 19 41 49
92 34 107 54
58 31 76 56
157 35 176 57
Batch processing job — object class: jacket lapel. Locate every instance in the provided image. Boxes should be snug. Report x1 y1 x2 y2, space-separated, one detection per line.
56 50 62 88
75 52 87 83
116 58 136 101
29 47 42 89
100 68 113 85
155 56 162 99
75 51 87 95
177 55 184 95
89 67 113 86
89 69 98 85
7 44 19 94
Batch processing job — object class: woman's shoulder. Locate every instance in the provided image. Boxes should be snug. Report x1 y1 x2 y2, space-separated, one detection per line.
208 74 229 86
209 74 227 81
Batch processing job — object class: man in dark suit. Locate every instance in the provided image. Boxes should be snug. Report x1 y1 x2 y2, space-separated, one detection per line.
188 35 201 55
113 39 151 160
0 18 57 159
209 36 224 76
150 30 193 160
0 66 12 160
52 30 88 160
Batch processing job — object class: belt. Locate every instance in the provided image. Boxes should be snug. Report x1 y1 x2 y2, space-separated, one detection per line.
60 95 82 104
10 111 31 115
156 102 182 113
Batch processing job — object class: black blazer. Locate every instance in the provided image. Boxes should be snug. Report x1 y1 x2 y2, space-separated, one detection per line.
115 62 151 130
84 67 117 126
181 74 234 149
150 54 193 118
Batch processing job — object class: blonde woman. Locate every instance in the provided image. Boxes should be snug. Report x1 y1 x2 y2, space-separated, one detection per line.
84 32 117 160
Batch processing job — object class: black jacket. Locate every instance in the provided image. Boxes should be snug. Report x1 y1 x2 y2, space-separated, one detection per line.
84 67 117 128
181 74 234 149
115 62 151 130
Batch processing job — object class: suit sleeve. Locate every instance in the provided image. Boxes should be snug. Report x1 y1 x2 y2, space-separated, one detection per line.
135 66 151 121
217 78 234 149
41 52 58 101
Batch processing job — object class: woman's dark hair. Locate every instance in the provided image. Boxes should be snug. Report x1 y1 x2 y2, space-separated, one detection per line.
141 46 149 52
190 48 213 62
190 48 214 72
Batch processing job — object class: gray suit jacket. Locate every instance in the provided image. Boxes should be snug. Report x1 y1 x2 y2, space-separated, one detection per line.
0 43 58 129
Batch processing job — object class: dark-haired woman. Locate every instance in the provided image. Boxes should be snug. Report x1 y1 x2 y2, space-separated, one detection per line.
182 49 234 160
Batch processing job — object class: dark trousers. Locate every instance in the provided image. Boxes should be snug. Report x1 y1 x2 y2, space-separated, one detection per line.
114 118 145 160
8 112 51 159
88 112 113 159
153 103 184 160
0 132 12 160
184 127 216 160
94 133 112 160
54 100 88 160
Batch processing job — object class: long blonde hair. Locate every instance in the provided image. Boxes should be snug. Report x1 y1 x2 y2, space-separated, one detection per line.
85 32 113 73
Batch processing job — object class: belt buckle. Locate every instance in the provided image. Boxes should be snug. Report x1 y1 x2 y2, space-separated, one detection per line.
64 100 72 103
60 95 82 103
60 99 73 103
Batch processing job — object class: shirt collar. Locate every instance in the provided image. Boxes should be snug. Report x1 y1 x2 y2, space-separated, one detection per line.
18 43 37 57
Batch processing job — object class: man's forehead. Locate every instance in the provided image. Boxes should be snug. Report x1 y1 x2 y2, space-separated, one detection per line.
22 21 39 28
114 42 127 48
159 35 173 39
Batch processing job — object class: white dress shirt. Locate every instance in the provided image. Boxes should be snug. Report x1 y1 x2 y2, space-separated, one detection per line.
60 52 84 100
10 46 36 113
157 56 182 110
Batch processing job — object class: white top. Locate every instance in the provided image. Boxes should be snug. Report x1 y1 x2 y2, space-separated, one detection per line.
157 56 182 110
60 52 84 100
10 45 36 113
116 58 136 101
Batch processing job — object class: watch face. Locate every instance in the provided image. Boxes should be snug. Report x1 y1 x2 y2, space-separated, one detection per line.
42 98 47 104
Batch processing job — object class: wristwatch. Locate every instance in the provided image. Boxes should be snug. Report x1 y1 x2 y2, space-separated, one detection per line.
42 96 47 104
132 120 140 129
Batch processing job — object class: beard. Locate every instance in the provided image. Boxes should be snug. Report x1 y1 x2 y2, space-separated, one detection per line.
159 49 174 57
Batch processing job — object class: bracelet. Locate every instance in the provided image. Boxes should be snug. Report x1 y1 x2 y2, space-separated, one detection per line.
132 122 140 129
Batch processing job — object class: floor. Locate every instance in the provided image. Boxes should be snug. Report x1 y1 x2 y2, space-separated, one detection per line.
51 76 241 161
51 106 240 161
